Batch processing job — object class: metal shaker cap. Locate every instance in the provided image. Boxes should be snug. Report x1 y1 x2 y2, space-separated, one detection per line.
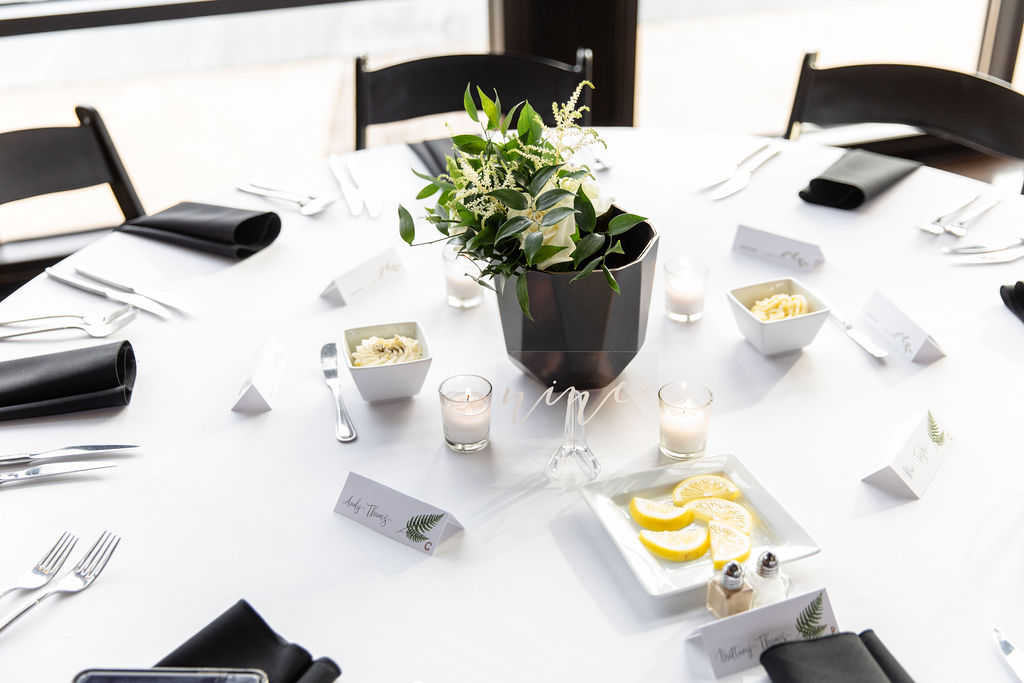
757 550 779 578
720 560 745 590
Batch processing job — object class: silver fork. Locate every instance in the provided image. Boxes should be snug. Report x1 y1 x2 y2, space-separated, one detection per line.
918 194 980 234
0 531 120 635
0 304 133 328
0 306 136 340
0 532 78 599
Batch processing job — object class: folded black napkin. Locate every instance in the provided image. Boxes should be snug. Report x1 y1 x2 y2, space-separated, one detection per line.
799 149 922 210
122 202 281 259
1000 282 1024 324
761 630 915 683
0 341 135 421
408 138 455 178
157 600 340 683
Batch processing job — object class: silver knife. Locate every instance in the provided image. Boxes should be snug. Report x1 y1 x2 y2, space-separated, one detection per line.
0 445 139 467
73 265 196 317
994 627 1024 681
346 158 382 218
830 311 888 360
943 236 1024 255
950 247 1024 265
708 147 780 201
698 141 772 191
0 461 117 487
328 154 365 217
45 268 173 320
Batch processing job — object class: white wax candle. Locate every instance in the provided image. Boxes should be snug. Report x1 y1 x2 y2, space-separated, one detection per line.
445 270 481 300
659 404 709 454
442 392 491 444
666 279 706 315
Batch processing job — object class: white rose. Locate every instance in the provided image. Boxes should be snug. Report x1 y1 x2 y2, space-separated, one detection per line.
582 178 613 216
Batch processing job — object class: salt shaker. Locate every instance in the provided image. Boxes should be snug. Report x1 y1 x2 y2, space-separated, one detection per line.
706 560 754 619
749 550 790 608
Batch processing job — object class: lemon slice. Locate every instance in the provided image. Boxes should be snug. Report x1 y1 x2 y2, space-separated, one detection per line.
629 497 695 531
672 474 741 506
708 520 751 569
638 527 710 562
682 498 754 535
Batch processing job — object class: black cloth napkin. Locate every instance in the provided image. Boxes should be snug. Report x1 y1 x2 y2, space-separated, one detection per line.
761 630 915 683
122 202 281 259
0 341 135 421
799 149 922 210
1000 281 1024 323
157 600 340 683
408 138 455 178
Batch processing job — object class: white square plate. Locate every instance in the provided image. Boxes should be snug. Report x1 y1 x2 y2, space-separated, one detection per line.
580 454 819 597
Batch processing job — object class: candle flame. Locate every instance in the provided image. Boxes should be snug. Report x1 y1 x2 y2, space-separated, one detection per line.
464 388 472 402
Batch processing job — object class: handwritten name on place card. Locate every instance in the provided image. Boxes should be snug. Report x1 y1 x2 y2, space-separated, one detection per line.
321 246 403 305
732 225 825 271
862 410 953 499
860 290 944 363
333 472 463 555
693 588 839 678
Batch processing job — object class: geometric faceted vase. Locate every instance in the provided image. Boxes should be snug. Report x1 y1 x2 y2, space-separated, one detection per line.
496 207 659 390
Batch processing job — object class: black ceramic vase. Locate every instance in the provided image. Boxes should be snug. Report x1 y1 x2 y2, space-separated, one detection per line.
496 207 659 389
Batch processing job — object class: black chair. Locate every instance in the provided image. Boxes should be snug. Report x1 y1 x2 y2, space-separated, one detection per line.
784 51 1024 192
0 105 143 297
355 48 593 150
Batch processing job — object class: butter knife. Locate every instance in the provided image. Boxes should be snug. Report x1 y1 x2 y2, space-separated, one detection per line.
708 147 780 201
45 268 173 320
0 461 117 487
943 237 1024 255
0 445 139 467
74 266 196 317
328 154 364 217
830 311 888 360
994 627 1024 681
320 343 357 442
949 247 1024 265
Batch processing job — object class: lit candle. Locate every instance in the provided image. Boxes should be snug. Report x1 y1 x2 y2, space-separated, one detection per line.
439 375 492 452
658 381 713 460
664 257 708 322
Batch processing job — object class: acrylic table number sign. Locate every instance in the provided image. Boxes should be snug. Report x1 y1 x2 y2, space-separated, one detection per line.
333 473 463 555
862 410 953 499
690 588 840 678
546 389 601 481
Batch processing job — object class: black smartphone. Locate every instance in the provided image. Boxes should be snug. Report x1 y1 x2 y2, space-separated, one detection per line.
73 669 269 683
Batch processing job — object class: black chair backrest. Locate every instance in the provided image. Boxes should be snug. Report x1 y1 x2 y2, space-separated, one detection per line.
0 105 144 220
785 51 1024 163
355 49 593 150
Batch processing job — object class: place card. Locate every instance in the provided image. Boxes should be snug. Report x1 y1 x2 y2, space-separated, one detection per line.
693 588 839 678
231 336 287 412
731 225 825 271
862 410 953 499
333 472 463 555
320 246 403 305
860 290 945 362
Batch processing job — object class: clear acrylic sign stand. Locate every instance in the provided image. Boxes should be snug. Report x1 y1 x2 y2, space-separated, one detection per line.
546 389 601 482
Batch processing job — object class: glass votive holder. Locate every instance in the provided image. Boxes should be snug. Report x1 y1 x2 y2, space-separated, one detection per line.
658 381 713 460
665 257 709 322
443 242 482 309
438 374 492 453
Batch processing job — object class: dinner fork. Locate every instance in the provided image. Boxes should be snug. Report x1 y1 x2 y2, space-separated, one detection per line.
918 193 980 234
0 306 136 340
235 183 337 216
0 532 78 599
0 304 133 328
0 531 120 635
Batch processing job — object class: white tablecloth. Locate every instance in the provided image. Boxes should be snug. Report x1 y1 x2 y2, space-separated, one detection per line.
1 129 1022 682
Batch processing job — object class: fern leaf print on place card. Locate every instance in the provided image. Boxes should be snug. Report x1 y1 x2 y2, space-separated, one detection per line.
796 591 828 639
398 513 445 543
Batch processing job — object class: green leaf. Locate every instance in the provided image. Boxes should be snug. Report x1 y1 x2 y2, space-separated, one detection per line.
541 206 577 226
465 227 495 251
451 134 487 155
463 83 478 122
529 114 543 146
411 168 455 190
535 188 575 211
607 240 625 255
502 101 524 136
570 256 600 283
559 169 590 181
571 232 605 266
608 213 647 236
529 163 563 196
516 273 533 320
416 183 440 200
397 513 445 543
927 411 946 446
573 187 596 233
531 245 567 264
517 101 535 140
477 87 499 128
602 264 620 293
795 591 827 639
495 215 534 243
398 205 415 245
486 189 529 210
523 231 544 265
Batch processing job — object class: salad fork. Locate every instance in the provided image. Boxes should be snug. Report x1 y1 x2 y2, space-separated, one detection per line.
0 306 136 340
0 531 120 634
0 304 133 328
0 532 78 599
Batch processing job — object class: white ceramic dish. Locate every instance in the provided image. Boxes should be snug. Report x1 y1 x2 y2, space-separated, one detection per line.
727 277 830 355
342 321 432 402
580 454 819 597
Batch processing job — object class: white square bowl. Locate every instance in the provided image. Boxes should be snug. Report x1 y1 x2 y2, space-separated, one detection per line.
342 321 432 402
727 277 830 355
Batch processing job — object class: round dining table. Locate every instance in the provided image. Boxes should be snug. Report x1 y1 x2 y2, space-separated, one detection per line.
0 128 1022 682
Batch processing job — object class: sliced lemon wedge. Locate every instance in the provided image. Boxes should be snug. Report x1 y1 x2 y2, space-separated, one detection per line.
708 519 751 569
681 498 754 535
672 474 741 506
638 527 710 562
629 497 695 531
